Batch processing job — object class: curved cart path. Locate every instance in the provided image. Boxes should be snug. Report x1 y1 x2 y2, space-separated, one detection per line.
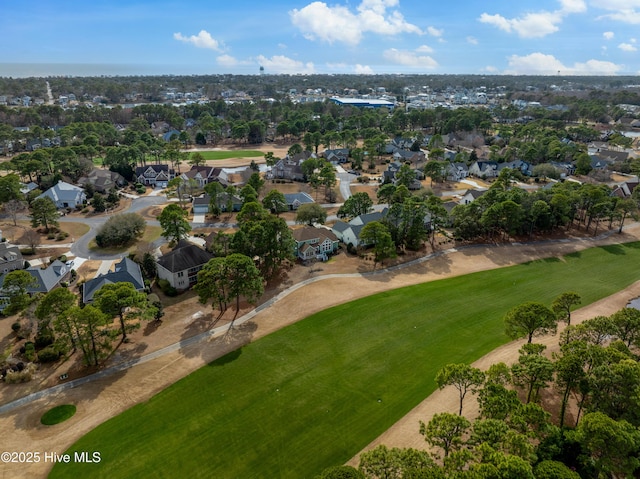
3 225 640 478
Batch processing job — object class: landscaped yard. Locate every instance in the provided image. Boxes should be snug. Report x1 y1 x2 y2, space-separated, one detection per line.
51 242 640 478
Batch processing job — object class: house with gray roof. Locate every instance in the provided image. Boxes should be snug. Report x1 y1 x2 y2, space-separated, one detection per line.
156 240 214 290
37 181 86 209
82 257 145 303
0 260 71 309
77 169 126 193
0 244 24 274
331 208 388 247
135 164 175 187
468 161 499 178
283 192 314 210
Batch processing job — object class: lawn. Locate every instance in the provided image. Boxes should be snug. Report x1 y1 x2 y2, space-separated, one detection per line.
51 242 640 479
41 405 76 425
189 150 264 161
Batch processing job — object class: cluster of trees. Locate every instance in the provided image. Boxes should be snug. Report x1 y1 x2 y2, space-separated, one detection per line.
317 294 640 479
194 253 264 320
451 169 638 241
9 283 155 368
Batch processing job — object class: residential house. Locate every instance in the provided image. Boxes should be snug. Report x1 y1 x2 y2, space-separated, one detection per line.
0 260 70 296
588 155 612 171
215 192 243 212
323 148 350 164
156 240 214 290
384 137 414 154
331 208 388 247
549 161 576 177
181 166 229 188
82 257 145 303
460 189 487 205
383 161 423 190
77 169 126 193
283 192 314 210
37 181 87 209
19 182 39 195
468 161 499 178
497 160 532 176
135 164 175 188
291 226 339 261
162 129 181 142
270 152 314 181
0 244 24 273
445 162 469 182
612 180 639 199
393 149 425 165
192 194 211 215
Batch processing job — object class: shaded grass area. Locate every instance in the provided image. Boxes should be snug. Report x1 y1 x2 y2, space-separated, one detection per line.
41 405 76 426
190 150 264 161
51 242 640 479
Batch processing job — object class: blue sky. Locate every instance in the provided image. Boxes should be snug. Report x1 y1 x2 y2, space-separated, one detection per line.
1 0 639 77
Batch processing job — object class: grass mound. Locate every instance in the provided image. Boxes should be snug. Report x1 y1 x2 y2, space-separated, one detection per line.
41 405 76 426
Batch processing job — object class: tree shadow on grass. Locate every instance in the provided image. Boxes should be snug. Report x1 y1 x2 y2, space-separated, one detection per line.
207 347 242 367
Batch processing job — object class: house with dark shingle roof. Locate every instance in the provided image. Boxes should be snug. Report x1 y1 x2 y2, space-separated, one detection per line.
135 164 175 187
156 240 214 290
291 226 339 261
82 257 145 303
78 169 126 193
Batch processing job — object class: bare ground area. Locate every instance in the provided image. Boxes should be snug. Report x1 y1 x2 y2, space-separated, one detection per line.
3 224 640 478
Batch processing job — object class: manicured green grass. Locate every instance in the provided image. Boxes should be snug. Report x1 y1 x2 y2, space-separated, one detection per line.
190 150 264 161
41 405 76 425
51 242 640 479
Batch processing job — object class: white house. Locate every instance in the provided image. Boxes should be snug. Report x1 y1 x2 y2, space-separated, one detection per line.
37 181 86 209
156 240 214 290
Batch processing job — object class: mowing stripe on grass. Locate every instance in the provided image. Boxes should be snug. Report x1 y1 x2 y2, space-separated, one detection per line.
51 242 640 479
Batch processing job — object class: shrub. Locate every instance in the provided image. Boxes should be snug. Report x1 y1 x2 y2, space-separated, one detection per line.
24 342 36 362
95 213 146 248
59 255 67 263
4 363 36 383
35 328 54 348
157 279 178 297
11 322 21 333
37 346 60 363
47 233 55 240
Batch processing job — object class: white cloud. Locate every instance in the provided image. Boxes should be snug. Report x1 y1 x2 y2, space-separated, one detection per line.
483 66 498 72
478 11 562 38
467 36 478 45
505 52 623 75
479 0 586 38
415 44 434 53
354 64 375 74
603 31 615 39
560 0 587 13
619 42 638 51
595 1 640 23
173 30 224 51
383 48 438 68
427 26 443 37
255 55 315 74
290 0 422 46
